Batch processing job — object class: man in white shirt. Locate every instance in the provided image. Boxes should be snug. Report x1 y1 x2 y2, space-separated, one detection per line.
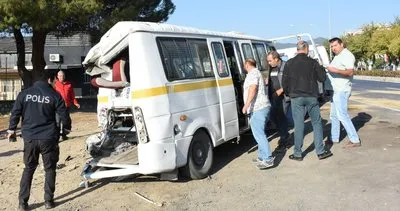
242 59 274 169
326 37 361 148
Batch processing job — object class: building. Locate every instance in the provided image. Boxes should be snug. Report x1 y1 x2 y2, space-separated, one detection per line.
0 37 31 100
0 33 97 100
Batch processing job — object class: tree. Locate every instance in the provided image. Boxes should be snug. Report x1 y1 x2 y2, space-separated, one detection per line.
0 0 175 87
343 24 378 61
369 25 400 62
387 26 400 57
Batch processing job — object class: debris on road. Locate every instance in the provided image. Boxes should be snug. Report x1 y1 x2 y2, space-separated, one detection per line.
56 163 66 169
134 192 164 207
65 155 73 162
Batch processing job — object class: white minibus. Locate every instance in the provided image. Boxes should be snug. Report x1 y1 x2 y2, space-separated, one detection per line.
81 21 280 185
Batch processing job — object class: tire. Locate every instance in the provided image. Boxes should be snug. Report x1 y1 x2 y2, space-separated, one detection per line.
181 130 213 180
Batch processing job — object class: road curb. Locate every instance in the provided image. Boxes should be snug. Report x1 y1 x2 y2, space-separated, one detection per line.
354 75 400 83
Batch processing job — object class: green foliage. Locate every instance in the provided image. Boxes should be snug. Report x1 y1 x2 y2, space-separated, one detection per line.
87 0 176 42
344 17 400 62
370 28 390 54
0 0 101 32
372 59 385 69
97 1 175 30
0 0 175 86
0 0 176 36
387 26 400 56
355 70 400 78
369 25 400 57
343 24 378 60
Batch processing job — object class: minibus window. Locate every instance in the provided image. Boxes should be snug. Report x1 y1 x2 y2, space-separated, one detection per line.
211 42 229 77
157 37 214 81
267 44 276 52
253 43 268 71
234 42 245 77
241 43 254 60
188 40 214 77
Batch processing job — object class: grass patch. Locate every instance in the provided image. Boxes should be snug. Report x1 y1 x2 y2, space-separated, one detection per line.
355 70 400 78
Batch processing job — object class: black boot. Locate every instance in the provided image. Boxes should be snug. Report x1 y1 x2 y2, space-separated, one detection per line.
44 201 55 209
18 202 28 211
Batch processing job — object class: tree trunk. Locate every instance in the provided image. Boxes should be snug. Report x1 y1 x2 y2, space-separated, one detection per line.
13 27 32 88
31 29 48 83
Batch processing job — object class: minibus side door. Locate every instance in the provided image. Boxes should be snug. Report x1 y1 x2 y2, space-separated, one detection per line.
237 40 270 127
207 38 239 143
232 41 250 132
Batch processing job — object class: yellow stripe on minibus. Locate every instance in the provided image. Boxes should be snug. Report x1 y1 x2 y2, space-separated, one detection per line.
218 78 234 86
131 78 233 99
172 80 217 92
98 96 109 103
131 86 169 98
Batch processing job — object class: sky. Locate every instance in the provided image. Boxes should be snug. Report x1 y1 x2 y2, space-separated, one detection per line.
167 0 400 40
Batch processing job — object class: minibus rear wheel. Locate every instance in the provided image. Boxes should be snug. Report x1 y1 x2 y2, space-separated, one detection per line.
181 130 213 180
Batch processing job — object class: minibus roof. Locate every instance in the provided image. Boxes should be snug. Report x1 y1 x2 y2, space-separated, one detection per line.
101 21 269 42
83 22 272 72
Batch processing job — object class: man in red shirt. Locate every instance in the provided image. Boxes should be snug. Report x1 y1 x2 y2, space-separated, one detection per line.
55 70 80 140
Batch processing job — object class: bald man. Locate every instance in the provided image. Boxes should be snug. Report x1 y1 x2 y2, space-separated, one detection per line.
282 41 332 161
55 70 79 140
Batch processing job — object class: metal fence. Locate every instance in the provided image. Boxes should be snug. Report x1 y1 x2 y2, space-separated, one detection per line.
0 78 22 100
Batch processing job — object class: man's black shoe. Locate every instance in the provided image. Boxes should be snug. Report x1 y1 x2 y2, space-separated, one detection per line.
61 135 69 141
318 151 333 160
289 154 303 161
44 201 55 209
18 202 28 211
274 144 287 153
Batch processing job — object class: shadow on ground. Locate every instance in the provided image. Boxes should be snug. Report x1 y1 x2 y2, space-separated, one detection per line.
0 149 22 157
303 112 372 157
29 179 109 210
211 131 257 175
212 127 291 172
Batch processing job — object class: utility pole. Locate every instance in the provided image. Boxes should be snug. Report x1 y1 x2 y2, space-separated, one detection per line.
328 0 333 60
5 55 8 99
5 56 7 82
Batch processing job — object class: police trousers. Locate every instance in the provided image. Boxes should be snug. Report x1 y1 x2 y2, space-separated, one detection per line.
19 139 59 203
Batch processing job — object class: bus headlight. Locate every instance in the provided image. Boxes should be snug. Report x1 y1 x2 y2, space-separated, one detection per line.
134 107 148 144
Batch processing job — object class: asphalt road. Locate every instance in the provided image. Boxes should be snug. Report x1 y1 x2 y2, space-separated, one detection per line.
353 79 400 102
349 79 400 124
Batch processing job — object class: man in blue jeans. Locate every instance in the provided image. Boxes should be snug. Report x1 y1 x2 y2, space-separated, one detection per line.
282 41 333 161
326 37 361 148
242 59 274 169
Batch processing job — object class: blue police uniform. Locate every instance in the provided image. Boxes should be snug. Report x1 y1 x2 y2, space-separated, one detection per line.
8 80 71 208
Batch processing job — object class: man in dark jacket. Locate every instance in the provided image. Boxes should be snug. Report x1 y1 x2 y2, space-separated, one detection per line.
266 51 290 152
7 71 71 210
282 41 332 161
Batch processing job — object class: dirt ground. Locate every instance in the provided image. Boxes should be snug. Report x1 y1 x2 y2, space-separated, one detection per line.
1 101 400 211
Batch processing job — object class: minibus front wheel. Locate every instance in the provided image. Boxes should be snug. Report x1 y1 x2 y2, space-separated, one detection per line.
181 130 213 180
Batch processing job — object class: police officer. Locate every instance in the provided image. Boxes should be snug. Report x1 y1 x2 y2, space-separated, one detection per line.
266 51 291 152
7 71 71 210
